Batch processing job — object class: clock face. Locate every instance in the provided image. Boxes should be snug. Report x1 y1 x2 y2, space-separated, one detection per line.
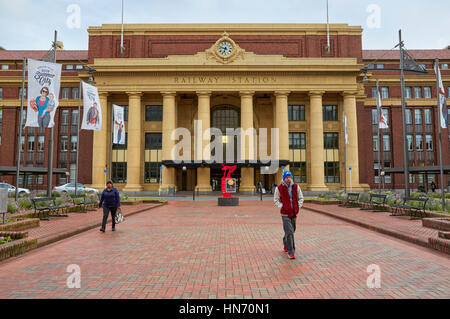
218 41 233 56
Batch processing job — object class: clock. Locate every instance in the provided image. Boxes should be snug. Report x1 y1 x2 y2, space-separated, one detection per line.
218 41 233 56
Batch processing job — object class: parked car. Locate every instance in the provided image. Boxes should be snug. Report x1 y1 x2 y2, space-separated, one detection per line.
0 182 31 197
53 183 99 195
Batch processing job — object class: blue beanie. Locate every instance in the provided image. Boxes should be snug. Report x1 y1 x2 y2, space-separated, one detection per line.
283 170 292 180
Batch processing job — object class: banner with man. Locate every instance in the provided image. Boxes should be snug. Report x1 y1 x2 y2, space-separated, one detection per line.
113 104 125 144
25 58 62 128
81 81 102 131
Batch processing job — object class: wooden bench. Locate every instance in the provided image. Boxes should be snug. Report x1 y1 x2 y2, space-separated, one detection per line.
32 197 69 220
338 193 360 208
391 197 429 219
359 193 388 212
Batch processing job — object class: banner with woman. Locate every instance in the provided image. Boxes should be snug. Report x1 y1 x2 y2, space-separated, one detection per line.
25 59 62 128
81 81 102 131
112 104 125 144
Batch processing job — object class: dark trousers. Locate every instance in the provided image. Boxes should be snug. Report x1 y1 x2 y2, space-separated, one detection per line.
101 206 117 230
282 216 297 255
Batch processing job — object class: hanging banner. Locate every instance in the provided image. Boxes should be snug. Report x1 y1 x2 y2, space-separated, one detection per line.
81 81 102 131
25 58 62 128
113 104 125 144
344 114 349 145
434 62 448 129
376 85 389 129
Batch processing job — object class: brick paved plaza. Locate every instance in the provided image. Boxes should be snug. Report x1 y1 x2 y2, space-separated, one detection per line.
0 200 449 299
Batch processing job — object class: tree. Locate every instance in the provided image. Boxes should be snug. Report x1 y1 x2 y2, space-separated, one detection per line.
0 46 5 50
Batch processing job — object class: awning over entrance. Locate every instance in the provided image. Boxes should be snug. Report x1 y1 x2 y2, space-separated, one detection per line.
161 160 290 169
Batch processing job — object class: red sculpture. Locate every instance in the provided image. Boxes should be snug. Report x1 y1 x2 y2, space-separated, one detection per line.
221 163 237 198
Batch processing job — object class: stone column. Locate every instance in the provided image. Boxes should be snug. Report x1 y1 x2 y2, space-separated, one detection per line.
195 91 212 192
91 92 108 189
123 92 143 191
343 92 362 189
240 91 256 193
275 91 291 183
308 91 327 191
161 92 177 192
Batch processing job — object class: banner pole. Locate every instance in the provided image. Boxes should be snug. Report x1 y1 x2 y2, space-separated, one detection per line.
377 79 382 194
74 80 82 196
109 105 114 181
435 58 446 211
47 30 57 197
15 57 26 201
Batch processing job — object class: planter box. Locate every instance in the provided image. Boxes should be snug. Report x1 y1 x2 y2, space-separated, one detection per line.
0 218 40 231
121 200 143 206
309 199 341 205
142 199 168 204
0 238 38 262
0 231 28 240
422 218 450 231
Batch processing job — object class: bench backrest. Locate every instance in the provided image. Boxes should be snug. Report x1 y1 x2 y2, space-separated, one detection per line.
347 193 359 199
70 195 86 204
369 194 387 204
32 197 56 208
403 197 428 207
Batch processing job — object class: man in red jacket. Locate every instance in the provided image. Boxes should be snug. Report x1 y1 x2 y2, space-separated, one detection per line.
274 170 304 259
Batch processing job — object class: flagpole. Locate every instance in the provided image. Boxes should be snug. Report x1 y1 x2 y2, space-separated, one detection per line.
47 30 57 197
74 80 82 196
377 79 382 194
399 30 410 197
435 58 446 211
109 106 114 181
15 58 26 201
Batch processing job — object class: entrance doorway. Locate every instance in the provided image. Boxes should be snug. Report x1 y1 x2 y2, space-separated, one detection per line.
211 166 241 191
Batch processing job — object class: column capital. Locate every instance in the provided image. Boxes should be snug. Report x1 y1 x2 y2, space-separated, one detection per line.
161 91 177 97
196 91 212 97
274 90 291 97
98 91 109 98
308 91 325 97
239 91 255 97
126 91 143 98
341 91 358 97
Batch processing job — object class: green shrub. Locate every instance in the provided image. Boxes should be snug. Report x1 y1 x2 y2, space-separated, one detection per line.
0 236 12 245
18 199 32 210
7 201 18 214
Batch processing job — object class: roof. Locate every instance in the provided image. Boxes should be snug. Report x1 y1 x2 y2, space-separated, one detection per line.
0 50 88 61
363 49 450 61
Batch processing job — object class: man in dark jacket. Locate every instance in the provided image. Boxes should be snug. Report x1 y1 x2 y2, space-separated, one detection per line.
273 171 304 259
98 180 121 232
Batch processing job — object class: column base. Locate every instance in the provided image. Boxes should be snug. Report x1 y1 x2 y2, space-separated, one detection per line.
307 184 329 191
123 184 144 192
195 185 212 192
240 185 256 193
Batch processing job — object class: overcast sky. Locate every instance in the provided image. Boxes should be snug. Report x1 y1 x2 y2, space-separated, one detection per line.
0 0 449 51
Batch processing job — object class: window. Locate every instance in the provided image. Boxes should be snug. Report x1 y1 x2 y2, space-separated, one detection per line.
145 133 162 150
61 109 69 125
424 109 432 124
20 136 25 152
324 133 339 149
112 162 127 183
37 136 44 151
61 88 69 100
373 136 379 151
377 64 384 69
0 108 2 145
144 162 161 183
289 133 306 149
290 162 307 183
0 88 2 99
442 64 449 69
324 162 340 183
71 110 79 126
406 135 413 151
145 105 163 121
1 65 9 70
405 87 412 98
383 135 390 151
371 109 377 124
414 109 422 124
405 109 412 124
382 109 389 125
66 65 74 70
72 87 79 99
415 135 423 151
37 175 43 185
414 87 422 98
424 87 432 98
367 64 375 69
322 105 338 121
71 136 77 152
75 65 83 70
60 136 68 151
426 135 433 151
288 105 305 121
419 64 426 70
381 87 389 98
27 136 35 151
